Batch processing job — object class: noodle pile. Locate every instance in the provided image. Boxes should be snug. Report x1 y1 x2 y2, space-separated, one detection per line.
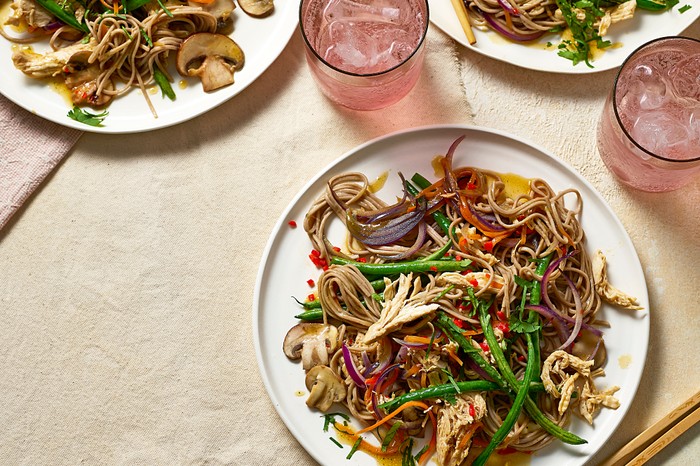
286 137 635 464
2 0 222 116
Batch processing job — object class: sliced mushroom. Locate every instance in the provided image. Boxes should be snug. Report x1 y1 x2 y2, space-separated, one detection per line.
283 323 338 371
188 0 236 23
304 365 346 412
238 0 274 17
176 33 244 92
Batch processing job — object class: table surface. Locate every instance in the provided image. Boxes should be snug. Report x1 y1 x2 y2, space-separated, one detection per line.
1 16 698 466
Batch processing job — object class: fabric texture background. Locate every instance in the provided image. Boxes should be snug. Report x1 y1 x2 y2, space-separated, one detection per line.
0 94 82 230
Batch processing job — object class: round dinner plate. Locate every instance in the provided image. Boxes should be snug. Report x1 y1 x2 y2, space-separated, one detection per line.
253 125 650 465
0 1 299 134
428 0 700 74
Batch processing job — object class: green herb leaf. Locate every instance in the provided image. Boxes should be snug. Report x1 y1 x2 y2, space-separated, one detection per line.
381 421 403 452
678 4 691 13
67 106 108 127
346 437 362 459
329 437 343 448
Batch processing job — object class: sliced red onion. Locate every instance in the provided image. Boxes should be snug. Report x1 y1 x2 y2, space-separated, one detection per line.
468 204 507 232
342 343 366 388
496 0 520 16
347 198 427 246
382 222 427 260
466 357 493 382
541 250 577 312
479 10 545 42
557 274 584 350
525 304 602 337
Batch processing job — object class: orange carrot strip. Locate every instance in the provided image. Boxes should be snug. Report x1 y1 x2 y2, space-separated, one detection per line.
457 421 482 450
404 364 422 378
333 422 402 456
404 335 432 344
356 401 432 435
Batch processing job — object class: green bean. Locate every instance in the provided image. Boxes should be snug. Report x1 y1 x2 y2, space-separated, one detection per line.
474 332 537 466
294 309 323 321
434 313 506 388
330 257 470 276
378 379 545 413
35 0 88 32
153 67 175 101
478 299 586 445
529 253 552 307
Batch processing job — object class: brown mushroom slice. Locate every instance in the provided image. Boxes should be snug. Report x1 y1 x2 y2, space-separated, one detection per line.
283 323 339 371
238 0 274 17
304 366 346 412
176 33 244 92
188 0 236 22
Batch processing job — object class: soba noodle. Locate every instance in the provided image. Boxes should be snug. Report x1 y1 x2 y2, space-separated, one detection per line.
2 1 224 117
286 137 634 464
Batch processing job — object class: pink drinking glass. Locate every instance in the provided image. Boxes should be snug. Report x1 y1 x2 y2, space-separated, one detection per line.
299 0 429 111
596 36 700 192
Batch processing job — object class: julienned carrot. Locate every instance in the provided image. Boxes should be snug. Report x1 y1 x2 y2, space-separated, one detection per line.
333 422 402 456
357 400 432 434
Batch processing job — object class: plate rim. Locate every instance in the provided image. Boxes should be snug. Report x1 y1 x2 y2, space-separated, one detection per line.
0 2 300 134
427 0 700 75
252 123 650 465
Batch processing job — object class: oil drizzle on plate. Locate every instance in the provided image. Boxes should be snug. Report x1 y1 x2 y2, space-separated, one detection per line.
619 354 632 369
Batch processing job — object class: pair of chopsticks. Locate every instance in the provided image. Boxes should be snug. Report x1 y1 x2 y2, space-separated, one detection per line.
600 389 700 466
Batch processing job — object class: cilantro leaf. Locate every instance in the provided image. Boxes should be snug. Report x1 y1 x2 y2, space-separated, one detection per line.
67 106 108 127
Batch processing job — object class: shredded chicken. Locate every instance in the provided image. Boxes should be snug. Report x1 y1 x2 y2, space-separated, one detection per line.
580 379 621 424
436 393 486 466
6 0 54 28
542 350 620 423
597 1 637 36
592 250 643 310
12 39 96 78
362 273 439 344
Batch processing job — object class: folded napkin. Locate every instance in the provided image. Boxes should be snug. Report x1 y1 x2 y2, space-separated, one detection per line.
0 94 82 231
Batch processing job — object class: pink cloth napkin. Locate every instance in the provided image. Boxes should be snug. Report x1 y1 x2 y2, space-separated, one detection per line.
0 94 82 231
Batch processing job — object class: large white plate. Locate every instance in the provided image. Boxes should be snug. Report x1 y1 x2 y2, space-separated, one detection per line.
253 125 650 465
0 0 298 133
429 0 700 74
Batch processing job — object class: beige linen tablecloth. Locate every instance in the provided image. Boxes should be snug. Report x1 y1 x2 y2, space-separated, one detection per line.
1 21 699 466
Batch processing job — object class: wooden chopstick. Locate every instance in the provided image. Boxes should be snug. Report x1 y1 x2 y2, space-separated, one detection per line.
600 389 700 466
450 0 476 45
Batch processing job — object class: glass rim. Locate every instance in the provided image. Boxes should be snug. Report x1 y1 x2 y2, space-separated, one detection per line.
612 35 700 165
298 0 430 78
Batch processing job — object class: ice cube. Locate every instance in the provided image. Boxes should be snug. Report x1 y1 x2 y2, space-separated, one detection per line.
631 111 689 156
669 53 700 100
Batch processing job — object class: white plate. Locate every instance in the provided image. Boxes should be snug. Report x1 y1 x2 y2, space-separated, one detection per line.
429 0 700 74
0 1 299 134
253 125 650 465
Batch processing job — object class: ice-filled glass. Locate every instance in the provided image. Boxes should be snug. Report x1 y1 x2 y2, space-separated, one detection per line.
300 0 429 111
596 36 700 192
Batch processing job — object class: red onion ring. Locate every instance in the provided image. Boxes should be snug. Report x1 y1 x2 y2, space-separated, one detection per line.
342 343 366 388
479 10 545 42
496 0 520 16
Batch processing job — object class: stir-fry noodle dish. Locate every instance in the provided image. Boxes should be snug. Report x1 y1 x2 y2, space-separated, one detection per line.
283 137 642 465
455 0 681 66
1 0 273 120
